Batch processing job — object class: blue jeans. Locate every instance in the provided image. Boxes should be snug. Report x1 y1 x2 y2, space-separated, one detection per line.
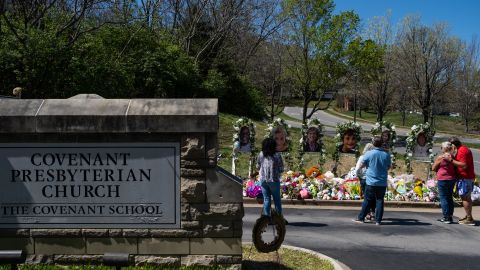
358 185 386 223
261 181 282 216
438 180 456 217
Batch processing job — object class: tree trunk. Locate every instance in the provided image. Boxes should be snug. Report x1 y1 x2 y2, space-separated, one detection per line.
377 111 383 122
422 109 429 123
302 98 309 125
465 117 469 133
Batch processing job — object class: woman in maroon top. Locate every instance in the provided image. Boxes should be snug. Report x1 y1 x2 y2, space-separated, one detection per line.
432 142 457 224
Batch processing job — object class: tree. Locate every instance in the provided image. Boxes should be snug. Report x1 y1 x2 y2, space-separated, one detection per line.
396 16 461 124
455 37 480 132
281 0 359 124
353 14 397 122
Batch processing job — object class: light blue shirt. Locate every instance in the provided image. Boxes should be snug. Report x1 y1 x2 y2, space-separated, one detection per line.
362 148 391 187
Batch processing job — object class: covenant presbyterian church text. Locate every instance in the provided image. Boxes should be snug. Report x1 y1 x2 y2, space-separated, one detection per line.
10 152 152 198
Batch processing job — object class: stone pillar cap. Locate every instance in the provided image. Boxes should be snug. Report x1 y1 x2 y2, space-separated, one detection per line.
0 98 218 133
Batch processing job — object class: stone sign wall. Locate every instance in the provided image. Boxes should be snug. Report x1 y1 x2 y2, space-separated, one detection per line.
0 96 243 269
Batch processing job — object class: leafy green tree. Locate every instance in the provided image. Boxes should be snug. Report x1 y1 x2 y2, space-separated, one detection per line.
281 0 360 124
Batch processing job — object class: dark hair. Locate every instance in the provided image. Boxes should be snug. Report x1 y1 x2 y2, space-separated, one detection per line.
342 129 355 138
372 136 382 148
307 126 319 134
262 137 277 157
448 136 462 148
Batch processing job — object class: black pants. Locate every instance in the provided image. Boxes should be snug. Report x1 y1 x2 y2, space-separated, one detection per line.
358 185 386 222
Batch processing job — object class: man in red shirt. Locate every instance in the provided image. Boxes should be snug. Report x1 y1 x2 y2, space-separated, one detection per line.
448 137 476 225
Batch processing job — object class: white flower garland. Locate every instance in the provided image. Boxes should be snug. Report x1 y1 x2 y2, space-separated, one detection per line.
231 117 256 176
404 122 435 174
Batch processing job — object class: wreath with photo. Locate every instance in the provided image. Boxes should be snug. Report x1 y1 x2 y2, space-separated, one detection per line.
266 118 292 167
371 121 398 167
332 121 362 164
298 118 326 169
232 117 256 175
404 122 435 174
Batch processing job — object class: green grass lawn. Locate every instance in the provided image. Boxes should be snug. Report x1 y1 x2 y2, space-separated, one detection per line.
331 107 480 136
243 244 334 270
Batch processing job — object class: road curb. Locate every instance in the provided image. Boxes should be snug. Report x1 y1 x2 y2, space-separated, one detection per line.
281 245 351 270
244 197 480 207
244 197 441 208
243 241 350 270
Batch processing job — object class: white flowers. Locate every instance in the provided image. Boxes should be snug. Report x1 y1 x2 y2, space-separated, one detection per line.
428 148 433 153
411 125 418 130
408 153 413 157
391 125 396 130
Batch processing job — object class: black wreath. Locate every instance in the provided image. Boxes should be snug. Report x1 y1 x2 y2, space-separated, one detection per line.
252 211 286 253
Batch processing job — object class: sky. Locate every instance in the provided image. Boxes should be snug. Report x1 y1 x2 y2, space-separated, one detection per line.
334 0 479 42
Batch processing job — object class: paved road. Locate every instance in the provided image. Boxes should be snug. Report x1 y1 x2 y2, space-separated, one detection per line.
283 106 480 175
243 206 480 270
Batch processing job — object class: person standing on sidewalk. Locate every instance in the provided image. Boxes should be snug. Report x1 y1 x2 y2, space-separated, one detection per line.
354 137 391 225
257 137 284 218
355 143 376 220
448 137 476 225
432 142 457 224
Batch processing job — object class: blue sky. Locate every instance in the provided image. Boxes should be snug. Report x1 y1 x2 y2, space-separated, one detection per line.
334 0 479 42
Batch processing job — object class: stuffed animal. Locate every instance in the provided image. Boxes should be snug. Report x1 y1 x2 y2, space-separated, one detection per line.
306 166 321 178
413 179 424 197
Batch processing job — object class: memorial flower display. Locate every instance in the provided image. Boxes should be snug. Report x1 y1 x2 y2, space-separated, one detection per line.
243 166 441 202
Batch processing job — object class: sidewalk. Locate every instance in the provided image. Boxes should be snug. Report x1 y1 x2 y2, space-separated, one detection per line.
244 198 480 217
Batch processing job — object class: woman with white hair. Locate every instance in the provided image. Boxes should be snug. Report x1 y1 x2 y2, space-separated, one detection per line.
432 141 457 224
355 143 376 220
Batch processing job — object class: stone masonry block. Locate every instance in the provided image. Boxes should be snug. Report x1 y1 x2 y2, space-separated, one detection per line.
205 133 218 161
108 229 123 237
181 255 215 266
233 221 243 238
181 221 201 229
86 238 137 254
149 229 201 238
181 134 205 159
181 203 191 221
190 203 244 220
135 256 180 266
82 229 109 238
123 229 150 237
181 177 206 203
25 255 53 264
216 255 242 264
138 238 189 255
0 237 34 253
190 238 242 255
203 221 233 237
53 255 102 264
181 168 206 177
35 238 86 255
181 159 212 168
31 229 82 238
